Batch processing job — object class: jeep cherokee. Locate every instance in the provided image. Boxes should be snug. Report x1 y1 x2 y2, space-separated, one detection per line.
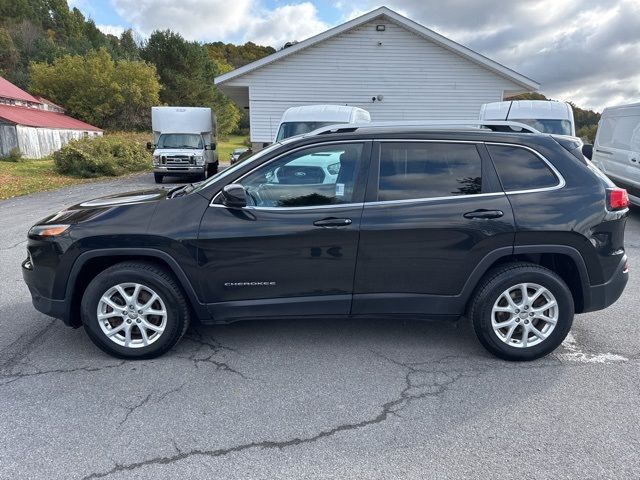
22 126 629 360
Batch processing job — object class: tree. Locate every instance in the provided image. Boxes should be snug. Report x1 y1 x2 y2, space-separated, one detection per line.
141 30 240 135
0 28 20 73
29 48 161 130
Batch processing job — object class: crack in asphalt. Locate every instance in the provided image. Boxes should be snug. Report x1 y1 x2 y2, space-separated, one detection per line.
177 328 247 379
79 352 562 480
0 361 128 386
0 319 57 371
119 381 188 426
0 238 27 251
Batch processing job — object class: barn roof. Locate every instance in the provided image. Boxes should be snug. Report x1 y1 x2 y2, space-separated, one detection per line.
0 76 42 104
215 6 540 92
0 104 102 131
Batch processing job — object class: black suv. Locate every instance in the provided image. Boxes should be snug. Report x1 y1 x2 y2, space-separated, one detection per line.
22 127 629 361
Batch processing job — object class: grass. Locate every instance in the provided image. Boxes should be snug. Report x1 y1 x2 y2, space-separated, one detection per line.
0 158 90 200
0 134 249 200
217 135 249 165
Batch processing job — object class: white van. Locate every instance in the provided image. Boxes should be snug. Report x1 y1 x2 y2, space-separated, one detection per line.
479 100 576 136
591 102 640 204
274 105 371 142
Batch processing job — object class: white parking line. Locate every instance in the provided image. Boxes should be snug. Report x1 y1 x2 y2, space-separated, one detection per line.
557 332 628 364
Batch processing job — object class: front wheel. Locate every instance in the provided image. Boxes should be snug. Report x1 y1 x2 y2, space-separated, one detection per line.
154 173 163 184
81 262 190 359
206 162 218 177
469 262 574 361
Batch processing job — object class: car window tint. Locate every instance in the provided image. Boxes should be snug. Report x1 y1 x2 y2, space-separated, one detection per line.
377 142 482 201
240 143 363 207
487 145 558 191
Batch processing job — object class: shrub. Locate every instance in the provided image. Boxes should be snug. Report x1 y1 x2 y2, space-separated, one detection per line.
53 134 151 178
1 147 23 162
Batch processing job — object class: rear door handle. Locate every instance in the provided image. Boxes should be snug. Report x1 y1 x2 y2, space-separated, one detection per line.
463 209 504 219
598 149 613 155
313 217 352 227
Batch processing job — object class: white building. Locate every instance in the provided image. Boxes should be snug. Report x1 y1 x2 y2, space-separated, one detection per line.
215 6 540 149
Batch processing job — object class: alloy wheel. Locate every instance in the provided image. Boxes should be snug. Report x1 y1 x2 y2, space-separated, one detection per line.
491 282 558 348
97 283 167 348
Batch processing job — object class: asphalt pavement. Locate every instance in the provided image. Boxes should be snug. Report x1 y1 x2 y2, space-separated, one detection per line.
1 172 639 479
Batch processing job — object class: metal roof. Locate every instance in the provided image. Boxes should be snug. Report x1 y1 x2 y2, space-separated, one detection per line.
0 76 42 104
0 104 102 131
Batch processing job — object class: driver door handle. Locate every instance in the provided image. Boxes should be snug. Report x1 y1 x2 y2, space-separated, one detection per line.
463 209 504 220
313 218 352 227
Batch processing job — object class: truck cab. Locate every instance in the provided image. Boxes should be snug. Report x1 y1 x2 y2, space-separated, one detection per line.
149 107 218 183
480 100 576 137
274 105 371 142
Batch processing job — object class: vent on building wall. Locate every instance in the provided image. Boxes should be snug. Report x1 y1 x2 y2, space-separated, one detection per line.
376 24 386 31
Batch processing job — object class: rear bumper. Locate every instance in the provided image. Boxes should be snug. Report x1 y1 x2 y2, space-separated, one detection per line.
582 255 628 313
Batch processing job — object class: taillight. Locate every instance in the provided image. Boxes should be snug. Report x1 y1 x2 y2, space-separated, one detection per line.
607 188 629 210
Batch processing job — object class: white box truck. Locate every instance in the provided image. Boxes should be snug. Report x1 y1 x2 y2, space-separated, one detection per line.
148 107 218 184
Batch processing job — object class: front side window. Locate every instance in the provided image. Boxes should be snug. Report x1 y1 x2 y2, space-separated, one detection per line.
487 145 558 191
377 142 482 201
239 143 364 207
157 134 203 149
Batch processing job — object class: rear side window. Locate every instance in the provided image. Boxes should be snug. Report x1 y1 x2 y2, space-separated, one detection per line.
377 142 482 201
487 145 558 191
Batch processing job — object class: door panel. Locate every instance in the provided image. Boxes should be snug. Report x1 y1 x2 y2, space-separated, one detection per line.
352 195 515 315
352 140 515 316
198 204 363 319
196 141 371 321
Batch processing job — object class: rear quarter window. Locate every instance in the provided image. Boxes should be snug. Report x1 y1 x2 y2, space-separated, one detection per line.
487 145 559 191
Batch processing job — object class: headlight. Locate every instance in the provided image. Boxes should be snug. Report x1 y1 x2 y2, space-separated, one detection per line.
194 155 204 166
153 155 160 166
29 224 70 237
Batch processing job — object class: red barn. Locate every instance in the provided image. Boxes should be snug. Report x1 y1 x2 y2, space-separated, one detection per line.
0 76 102 159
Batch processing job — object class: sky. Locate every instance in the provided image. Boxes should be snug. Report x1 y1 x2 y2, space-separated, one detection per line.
68 0 640 112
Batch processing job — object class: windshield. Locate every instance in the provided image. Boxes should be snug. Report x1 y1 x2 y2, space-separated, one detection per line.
511 119 572 136
157 133 203 149
276 121 336 141
191 142 285 194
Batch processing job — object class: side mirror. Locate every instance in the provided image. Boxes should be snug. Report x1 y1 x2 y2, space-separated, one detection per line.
146 142 155 151
205 143 216 151
221 184 247 208
582 144 593 160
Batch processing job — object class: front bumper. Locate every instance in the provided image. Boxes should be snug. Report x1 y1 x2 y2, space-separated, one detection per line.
153 166 204 173
582 255 629 313
22 258 73 325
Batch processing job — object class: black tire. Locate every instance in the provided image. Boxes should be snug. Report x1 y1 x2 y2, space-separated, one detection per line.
81 261 190 359
469 262 574 361
154 173 164 184
206 162 218 177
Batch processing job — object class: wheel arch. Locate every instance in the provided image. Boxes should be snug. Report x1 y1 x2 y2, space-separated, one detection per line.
65 249 209 327
461 245 590 314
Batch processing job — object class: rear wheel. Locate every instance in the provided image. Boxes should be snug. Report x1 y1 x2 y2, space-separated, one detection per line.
154 173 163 184
81 262 190 359
469 262 574 361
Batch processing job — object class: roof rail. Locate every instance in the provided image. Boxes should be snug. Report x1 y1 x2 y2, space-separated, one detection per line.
306 120 541 136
